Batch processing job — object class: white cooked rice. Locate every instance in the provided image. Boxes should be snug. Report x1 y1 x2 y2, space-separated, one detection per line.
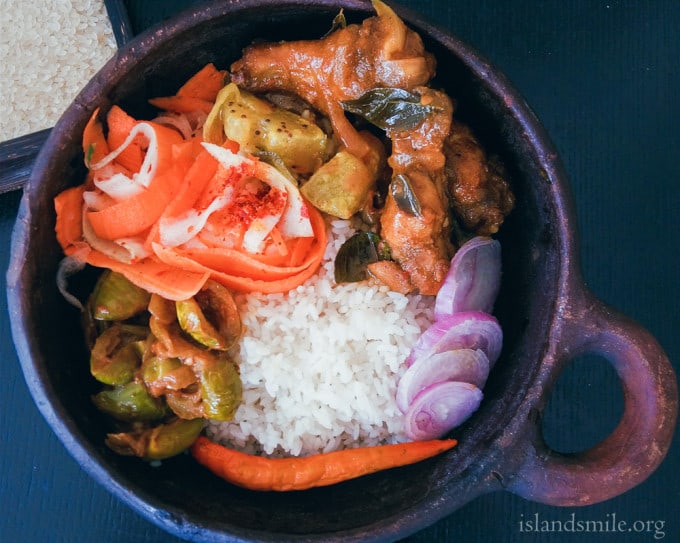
206 219 435 457
0 0 116 142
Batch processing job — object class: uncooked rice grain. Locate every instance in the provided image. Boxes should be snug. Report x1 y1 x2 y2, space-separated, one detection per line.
206 219 435 457
0 0 116 142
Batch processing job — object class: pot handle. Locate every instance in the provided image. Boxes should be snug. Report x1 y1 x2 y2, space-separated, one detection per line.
507 287 677 506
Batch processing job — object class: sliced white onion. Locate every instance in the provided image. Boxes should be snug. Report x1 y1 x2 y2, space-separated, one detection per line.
203 142 313 242
82 189 115 211
405 311 503 367
253 160 313 238
242 210 285 253
201 142 251 169
95 172 145 201
158 188 234 248
114 237 151 260
90 122 159 199
396 348 490 413
403 381 483 441
434 236 501 320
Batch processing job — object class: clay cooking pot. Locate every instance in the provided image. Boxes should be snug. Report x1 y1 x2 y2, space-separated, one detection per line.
7 1 677 541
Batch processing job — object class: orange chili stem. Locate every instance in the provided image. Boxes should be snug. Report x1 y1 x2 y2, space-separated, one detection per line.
190 435 457 491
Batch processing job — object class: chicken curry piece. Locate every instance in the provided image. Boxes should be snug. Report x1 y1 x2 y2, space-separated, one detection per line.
231 0 514 295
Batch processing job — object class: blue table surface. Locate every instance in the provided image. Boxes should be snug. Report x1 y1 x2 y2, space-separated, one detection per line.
2 1 678 541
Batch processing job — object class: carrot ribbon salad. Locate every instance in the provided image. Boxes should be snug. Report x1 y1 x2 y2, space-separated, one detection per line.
55 63 326 300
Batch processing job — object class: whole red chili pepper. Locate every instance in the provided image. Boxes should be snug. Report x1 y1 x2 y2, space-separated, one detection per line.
190 435 457 491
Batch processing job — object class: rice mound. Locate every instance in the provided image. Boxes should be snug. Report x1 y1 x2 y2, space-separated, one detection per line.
206 219 435 457
0 0 116 142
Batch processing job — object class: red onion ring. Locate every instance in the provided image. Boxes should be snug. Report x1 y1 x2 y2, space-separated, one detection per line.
434 236 501 320
405 311 503 367
396 348 490 413
397 237 504 440
403 381 483 441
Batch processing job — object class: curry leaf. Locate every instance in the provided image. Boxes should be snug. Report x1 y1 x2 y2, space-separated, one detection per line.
341 88 437 131
334 232 391 283
391 174 422 217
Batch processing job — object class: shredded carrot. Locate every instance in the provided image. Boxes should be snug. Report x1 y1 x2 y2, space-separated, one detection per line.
190 435 457 491
176 63 227 102
171 248 304 281
55 186 210 300
286 234 315 268
106 105 144 172
148 121 188 173
267 226 289 257
161 148 219 218
85 250 209 301
148 64 227 114
54 185 85 250
208 259 325 294
172 137 205 165
86 167 183 241
82 108 109 167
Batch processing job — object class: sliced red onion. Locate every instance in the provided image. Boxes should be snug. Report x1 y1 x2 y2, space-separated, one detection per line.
396 348 490 413
434 236 501 320
405 311 503 367
152 112 193 139
56 255 87 310
403 381 483 441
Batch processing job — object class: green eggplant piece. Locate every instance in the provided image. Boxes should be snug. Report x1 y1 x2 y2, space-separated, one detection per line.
175 280 241 351
198 354 242 421
90 270 151 321
93 381 168 423
90 324 148 385
105 418 204 460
